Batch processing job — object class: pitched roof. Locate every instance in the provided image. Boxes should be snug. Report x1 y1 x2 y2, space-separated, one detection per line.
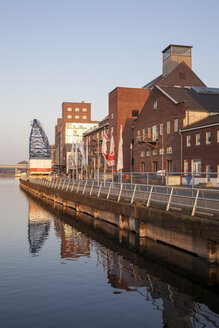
158 86 219 112
181 114 219 132
142 62 205 89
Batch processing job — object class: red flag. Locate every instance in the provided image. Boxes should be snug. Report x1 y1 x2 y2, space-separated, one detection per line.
102 131 109 162
108 131 115 166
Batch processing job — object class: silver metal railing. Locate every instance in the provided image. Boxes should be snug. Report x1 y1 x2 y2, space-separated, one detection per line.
36 177 219 218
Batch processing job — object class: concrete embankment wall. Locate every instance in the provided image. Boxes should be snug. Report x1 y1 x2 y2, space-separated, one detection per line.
20 178 219 264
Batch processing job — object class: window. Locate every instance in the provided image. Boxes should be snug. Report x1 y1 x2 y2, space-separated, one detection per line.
152 149 157 155
187 135 191 147
206 132 211 144
82 115 87 119
152 125 158 141
140 151 145 158
184 160 189 173
111 113 114 119
67 108 72 112
153 101 157 110
82 108 87 112
148 127 151 139
146 150 151 157
142 128 145 140
192 159 201 175
217 131 219 143
140 162 145 172
160 123 163 136
167 146 172 154
75 115 79 119
196 134 201 145
67 115 72 119
137 129 140 142
159 148 164 155
174 119 178 132
132 110 139 117
75 108 79 112
167 121 170 134
179 72 186 80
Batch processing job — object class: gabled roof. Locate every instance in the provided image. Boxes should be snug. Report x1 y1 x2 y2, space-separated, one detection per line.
181 114 219 132
159 86 219 112
142 61 205 89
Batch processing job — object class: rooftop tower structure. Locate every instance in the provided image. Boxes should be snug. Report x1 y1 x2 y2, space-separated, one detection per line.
162 44 192 76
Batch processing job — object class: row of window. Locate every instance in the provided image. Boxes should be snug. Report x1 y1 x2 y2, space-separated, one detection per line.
186 130 219 146
137 119 179 141
140 146 173 157
67 115 87 119
184 160 219 179
67 107 87 112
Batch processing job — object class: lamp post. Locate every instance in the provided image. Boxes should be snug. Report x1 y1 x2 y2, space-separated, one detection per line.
130 143 133 185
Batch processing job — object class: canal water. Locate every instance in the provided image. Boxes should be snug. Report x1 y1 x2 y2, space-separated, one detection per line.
0 180 218 328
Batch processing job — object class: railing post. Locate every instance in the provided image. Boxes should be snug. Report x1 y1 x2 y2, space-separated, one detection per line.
166 187 173 211
62 180 65 190
89 181 94 195
83 180 87 194
71 180 75 192
146 186 153 207
131 185 137 204
76 181 80 193
107 182 112 199
66 179 70 191
117 183 123 202
58 180 62 189
97 182 102 197
192 189 199 216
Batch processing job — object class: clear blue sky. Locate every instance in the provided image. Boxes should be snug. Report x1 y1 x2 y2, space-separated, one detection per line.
0 0 219 163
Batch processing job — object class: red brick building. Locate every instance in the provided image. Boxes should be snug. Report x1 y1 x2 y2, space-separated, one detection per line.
108 87 150 172
134 86 219 174
181 113 219 186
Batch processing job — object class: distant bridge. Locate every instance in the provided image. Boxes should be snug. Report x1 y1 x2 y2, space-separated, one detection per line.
0 164 29 169
0 164 29 174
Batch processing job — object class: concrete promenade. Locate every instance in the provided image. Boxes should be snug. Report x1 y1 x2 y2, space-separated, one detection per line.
20 177 219 264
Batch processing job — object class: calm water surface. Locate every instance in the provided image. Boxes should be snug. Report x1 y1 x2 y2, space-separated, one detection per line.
0 179 218 328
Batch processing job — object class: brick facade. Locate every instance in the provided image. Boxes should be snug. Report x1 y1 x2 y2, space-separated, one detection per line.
134 87 186 173
182 119 219 174
109 87 150 172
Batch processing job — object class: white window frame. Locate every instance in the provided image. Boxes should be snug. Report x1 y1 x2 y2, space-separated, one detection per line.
75 115 79 119
174 119 178 132
67 108 72 112
206 132 211 144
184 160 189 174
148 127 151 139
75 108 79 112
140 151 145 158
167 146 172 154
82 108 87 112
187 135 191 147
67 115 72 119
160 123 163 136
82 115 87 119
167 121 170 134
195 133 201 145
217 131 219 143
192 159 201 175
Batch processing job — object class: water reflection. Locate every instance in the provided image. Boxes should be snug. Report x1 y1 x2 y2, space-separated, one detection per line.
28 199 51 255
26 195 219 327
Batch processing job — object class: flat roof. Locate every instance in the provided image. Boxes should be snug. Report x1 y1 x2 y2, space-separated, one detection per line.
162 44 193 53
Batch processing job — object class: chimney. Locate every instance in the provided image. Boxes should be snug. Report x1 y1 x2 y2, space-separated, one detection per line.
162 44 192 75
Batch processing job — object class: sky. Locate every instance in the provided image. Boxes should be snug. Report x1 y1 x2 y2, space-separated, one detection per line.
0 0 219 163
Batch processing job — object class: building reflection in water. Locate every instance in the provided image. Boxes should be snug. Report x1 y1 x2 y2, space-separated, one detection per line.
27 197 218 327
28 199 52 255
53 216 218 328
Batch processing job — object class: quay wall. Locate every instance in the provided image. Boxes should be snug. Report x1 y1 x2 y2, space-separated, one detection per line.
20 178 219 264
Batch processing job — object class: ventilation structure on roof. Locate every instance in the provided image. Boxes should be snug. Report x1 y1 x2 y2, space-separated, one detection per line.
192 86 219 94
